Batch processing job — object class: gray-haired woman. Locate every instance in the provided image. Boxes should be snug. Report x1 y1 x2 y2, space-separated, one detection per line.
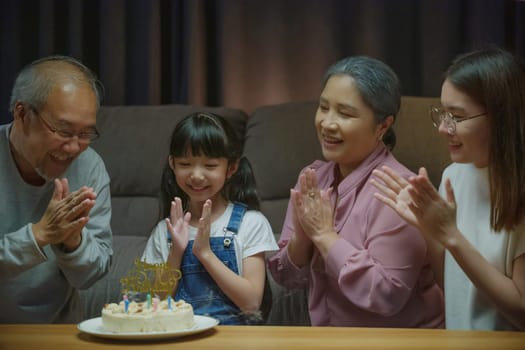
268 56 444 328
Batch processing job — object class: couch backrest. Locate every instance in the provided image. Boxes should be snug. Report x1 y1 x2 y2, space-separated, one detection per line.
392 96 450 187
91 105 248 237
243 101 322 236
92 97 450 237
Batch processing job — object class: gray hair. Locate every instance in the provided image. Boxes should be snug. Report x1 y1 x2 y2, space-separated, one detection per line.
323 56 401 149
9 55 104 114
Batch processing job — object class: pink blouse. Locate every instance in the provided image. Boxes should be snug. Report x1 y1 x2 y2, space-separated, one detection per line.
268 144 444 327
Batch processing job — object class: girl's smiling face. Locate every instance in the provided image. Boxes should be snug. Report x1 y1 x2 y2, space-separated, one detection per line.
170 151 237 211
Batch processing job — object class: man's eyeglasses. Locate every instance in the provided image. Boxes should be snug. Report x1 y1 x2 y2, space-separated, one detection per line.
30 106 100 143
429 106 486 135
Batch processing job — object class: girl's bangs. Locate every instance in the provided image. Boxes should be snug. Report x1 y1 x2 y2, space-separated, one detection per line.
173 120 229 158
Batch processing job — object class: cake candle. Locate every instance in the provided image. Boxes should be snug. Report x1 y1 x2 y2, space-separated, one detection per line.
153 297 159 312
123 295 129 313
168 295 172 310
147 293 152 309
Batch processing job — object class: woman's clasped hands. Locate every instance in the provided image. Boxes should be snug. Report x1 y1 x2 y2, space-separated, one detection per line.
290 168 337 257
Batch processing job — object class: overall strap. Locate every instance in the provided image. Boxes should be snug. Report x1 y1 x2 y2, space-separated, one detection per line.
226 202 248 234
223 202 247 248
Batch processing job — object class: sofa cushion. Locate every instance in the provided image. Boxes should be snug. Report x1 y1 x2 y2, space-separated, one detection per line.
392 96 450 187
244 101 323 233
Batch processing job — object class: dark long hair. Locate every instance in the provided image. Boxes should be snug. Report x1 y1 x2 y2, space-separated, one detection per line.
445 47 525 231
161 112 260 217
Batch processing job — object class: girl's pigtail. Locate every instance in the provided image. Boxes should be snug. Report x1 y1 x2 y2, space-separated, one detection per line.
160 163 177 218
227 156 260 211
160 162 189 218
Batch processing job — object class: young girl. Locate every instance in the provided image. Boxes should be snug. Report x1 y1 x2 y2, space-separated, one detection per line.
142 112 278 325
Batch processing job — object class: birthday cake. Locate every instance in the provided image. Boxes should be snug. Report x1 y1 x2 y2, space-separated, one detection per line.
101 298 194 333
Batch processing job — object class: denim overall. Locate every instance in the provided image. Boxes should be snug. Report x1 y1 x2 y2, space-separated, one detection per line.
172 203 259 325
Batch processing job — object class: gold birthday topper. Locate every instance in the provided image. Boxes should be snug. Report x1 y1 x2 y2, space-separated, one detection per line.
120 258 182 294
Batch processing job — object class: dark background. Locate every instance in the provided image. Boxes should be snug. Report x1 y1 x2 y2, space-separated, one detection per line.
1 0 524 125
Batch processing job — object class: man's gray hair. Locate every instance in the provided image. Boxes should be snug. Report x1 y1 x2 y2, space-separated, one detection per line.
9 55 103 113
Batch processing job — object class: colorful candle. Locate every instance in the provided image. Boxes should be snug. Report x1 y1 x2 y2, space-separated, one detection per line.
168 296 172 310
123 295 129 313
153 297 159 312
147 293 152 309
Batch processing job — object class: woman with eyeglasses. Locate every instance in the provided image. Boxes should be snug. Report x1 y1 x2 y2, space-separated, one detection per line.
371 47 525 331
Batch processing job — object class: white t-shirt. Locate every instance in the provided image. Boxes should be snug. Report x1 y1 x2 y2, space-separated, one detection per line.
441 163 525 330
142 203 278 275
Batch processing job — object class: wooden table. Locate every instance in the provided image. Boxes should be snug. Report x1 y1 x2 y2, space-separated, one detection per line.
1 324 524 350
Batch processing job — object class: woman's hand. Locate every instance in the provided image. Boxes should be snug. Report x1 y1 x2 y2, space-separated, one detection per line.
406 171 459 247
166 197 191 256
371 166 421 228
372 166 459 247
291 168 337 257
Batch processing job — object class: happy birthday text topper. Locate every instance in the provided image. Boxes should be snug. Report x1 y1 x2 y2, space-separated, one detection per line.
120 258 182 294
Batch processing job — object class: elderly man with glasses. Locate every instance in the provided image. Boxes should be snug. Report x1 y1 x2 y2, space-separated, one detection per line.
0 55 112 323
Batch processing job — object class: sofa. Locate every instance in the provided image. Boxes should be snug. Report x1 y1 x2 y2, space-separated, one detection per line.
80 96 451 325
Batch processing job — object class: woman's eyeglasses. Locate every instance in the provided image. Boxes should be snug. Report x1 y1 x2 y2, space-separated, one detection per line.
429 106 486 135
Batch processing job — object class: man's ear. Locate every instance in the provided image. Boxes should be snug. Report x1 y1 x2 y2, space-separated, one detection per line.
12 102 33 135
13 102 29 122
227 160 240 179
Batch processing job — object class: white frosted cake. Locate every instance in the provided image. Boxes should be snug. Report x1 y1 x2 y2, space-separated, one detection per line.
101 299 194 333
